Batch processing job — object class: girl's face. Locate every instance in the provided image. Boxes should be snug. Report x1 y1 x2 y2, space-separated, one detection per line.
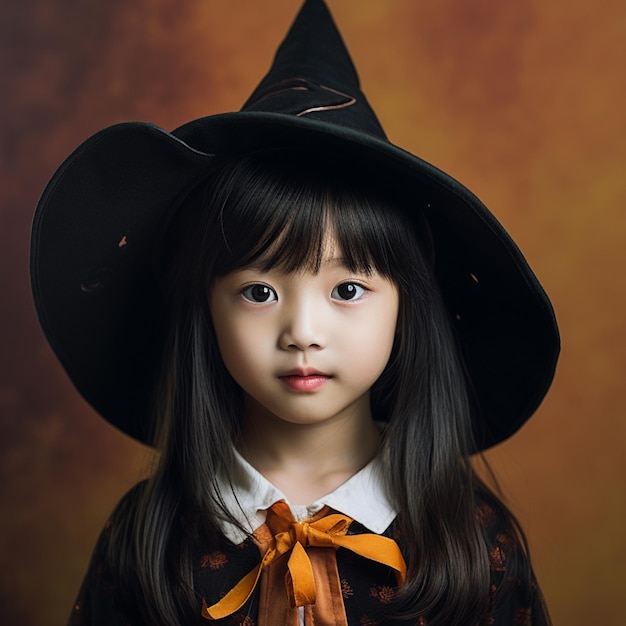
209 235 399 430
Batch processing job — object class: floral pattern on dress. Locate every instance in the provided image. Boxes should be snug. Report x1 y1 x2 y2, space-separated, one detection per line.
341 578 354 599
368 584 396 604
200 551 228 570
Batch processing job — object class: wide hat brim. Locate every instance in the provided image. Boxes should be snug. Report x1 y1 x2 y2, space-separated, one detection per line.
30 0 559 449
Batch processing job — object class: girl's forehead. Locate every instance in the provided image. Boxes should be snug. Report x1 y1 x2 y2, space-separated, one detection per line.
246 225 343 272
245 246 346 275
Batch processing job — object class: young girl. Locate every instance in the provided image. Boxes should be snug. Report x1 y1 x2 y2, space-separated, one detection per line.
30 1 559 625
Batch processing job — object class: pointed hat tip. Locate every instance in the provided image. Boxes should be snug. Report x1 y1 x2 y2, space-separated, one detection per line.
239 0 386 139
256 0 360 92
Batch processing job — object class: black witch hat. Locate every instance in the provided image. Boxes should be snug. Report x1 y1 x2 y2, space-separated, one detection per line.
30 0 559 447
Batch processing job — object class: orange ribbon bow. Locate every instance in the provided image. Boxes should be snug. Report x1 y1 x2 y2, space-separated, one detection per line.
202 500 406 622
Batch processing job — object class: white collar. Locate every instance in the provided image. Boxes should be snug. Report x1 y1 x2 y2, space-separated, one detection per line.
217 448 398 544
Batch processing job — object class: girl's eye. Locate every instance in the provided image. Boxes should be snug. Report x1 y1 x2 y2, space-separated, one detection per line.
331 282 366 301
241 284 277 303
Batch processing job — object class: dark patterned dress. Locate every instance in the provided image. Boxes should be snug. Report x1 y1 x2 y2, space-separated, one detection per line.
69 489 549 626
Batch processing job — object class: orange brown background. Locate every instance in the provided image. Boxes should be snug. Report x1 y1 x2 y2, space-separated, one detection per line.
1 1 625 624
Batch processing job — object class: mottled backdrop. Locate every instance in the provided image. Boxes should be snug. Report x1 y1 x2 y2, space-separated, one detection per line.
1 0 625 624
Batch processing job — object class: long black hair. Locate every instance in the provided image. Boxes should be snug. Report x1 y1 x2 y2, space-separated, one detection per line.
107 149 536 625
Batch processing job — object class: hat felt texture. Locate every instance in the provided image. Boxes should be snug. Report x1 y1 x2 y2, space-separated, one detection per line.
30 0 560 448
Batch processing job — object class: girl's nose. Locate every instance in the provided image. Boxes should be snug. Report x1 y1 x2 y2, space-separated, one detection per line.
278 300 326 351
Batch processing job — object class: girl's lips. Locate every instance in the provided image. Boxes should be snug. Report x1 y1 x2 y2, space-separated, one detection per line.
278 374 331 392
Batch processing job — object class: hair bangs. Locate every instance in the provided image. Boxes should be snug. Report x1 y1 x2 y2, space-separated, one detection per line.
207 151 421 282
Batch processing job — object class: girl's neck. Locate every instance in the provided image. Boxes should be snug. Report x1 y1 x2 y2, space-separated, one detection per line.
237 398 381 505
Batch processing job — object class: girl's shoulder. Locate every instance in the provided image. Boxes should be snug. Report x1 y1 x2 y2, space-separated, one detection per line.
474 488 519 543
110 480 148 519
473 489 551 626
68 481 149 626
